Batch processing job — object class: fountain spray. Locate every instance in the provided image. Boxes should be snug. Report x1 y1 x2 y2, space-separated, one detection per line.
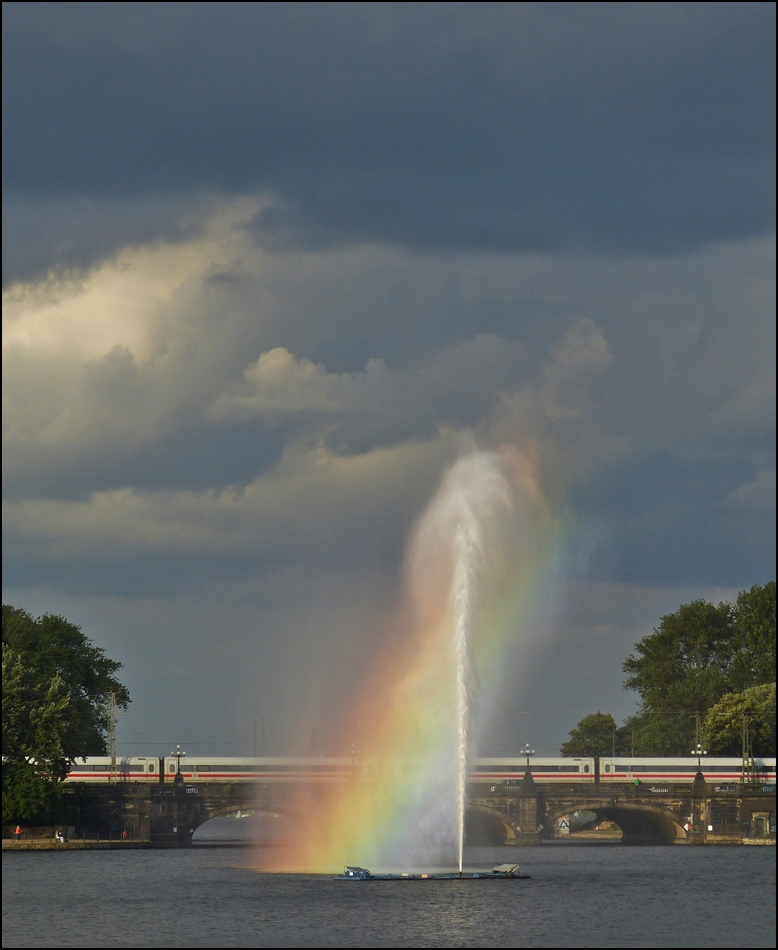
266 447 555 874
441 453 510 873
453 522 476 873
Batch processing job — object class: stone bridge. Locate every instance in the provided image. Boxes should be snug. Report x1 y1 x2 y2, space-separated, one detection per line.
469 773 775 845
64 773 775 847
64 777 302 847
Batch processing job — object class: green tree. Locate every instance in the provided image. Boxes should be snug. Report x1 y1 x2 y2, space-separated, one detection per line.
730 582 776 689
2 606 130 822
2 646 72 773
560 712 628 757
702 683 776 757
560 583 776 758
1 761 65 825
618 585 777 755
621 599 737 755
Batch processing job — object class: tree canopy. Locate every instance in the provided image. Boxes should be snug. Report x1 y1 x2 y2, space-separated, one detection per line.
730 583 776 689
560 582 776 757
560 712 628 757
2 605 130 822
702 683 776 757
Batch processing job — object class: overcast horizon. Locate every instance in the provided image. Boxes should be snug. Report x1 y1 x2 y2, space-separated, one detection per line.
3 2 775 758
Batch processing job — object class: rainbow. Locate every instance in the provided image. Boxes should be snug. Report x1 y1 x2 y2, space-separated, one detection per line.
264 447 566 872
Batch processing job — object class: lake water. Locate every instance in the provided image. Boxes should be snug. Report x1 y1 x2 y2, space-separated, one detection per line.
2 839 775 948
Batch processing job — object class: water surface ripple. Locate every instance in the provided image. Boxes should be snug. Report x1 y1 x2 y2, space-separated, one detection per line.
2 844 774 948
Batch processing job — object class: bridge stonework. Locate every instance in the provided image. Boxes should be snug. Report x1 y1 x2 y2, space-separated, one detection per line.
64 778 775 848
472 776 775 846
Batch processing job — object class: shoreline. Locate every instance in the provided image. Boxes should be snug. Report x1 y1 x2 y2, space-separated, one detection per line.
4 837 774 851
2 839 154 850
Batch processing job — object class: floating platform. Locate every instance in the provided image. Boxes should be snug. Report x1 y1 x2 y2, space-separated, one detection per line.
337 864 530 880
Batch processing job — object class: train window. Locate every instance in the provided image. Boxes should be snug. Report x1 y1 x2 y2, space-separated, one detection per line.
583 765 590 773
604 765 611 773
148 763 155 772
169 764 176 772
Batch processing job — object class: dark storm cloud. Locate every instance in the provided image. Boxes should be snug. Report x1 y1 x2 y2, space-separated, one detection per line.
1 419 288 500
3 1 775 285
2 3 774 761
574 452 776 588
1 193 213 286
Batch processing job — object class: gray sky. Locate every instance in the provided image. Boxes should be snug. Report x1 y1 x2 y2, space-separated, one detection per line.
3 2 775 757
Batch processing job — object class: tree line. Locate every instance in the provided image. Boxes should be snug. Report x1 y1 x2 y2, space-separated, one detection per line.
560 582 776 759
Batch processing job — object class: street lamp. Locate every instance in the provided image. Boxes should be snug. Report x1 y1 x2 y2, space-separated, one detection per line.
690 743 707 771
688 744 707 838
522 744 535 770
171 744 186 780
346 743 360 767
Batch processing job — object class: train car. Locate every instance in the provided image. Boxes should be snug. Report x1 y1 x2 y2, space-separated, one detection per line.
162 756 355 783
62 756 161 783
598 757 777 785
160 756 598 784
470 757 596 784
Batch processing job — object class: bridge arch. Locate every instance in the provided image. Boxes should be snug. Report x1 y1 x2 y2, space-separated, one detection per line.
465 804 520 845
186 802 310 844
544 801 687 845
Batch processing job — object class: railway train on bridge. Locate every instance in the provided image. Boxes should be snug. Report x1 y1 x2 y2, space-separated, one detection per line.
61 755 776 785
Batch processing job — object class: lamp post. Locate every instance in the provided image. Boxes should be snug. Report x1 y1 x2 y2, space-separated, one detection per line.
522 744 535 771
346 743 360 766
171 744 186 784
690 743 707 772
689 744 707 838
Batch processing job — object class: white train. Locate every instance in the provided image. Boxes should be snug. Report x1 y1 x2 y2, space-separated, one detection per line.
471 758 596 783
61 756 595 784
64 756 161 783
163 755 597 784
61 755 776 785
162 756 355 782
597 757 776 785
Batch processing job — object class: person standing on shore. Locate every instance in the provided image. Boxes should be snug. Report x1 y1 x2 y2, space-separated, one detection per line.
14 826 23 840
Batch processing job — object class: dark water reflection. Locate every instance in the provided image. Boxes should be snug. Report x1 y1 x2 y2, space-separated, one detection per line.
3 843 775 948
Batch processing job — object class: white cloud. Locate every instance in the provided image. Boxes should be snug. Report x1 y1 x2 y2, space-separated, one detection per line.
541 317 613 422
3 436 454 569
4 196 772 472
208 334 526 438
2 200 774 597
210 347 389 423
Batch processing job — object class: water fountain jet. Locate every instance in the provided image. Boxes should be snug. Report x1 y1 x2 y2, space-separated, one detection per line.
267 447 554 877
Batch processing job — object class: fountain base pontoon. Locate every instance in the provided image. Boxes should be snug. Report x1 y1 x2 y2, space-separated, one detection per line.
337 864 529 880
